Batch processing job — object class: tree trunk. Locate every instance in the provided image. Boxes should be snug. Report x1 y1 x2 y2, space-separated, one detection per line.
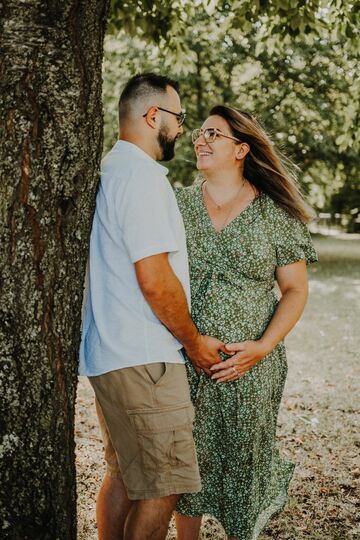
0 1 109 537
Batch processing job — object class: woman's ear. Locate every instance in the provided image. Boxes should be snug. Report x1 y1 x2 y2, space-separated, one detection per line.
236 143 250 160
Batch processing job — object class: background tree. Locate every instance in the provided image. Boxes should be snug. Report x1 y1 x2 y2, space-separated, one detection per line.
0 1 358 538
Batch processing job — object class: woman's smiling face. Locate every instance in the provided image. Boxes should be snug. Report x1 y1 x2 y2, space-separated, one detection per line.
194 115 242 173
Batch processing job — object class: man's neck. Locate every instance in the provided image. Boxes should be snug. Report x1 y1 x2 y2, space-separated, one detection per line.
119 133 158 161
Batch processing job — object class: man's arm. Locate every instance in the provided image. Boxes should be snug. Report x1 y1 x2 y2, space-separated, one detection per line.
135 252 225 370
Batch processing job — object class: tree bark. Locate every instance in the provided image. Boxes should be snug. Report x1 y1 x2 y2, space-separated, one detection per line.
0 1 110 538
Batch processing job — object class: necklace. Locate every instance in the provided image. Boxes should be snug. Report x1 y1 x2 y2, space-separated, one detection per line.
204 180 245 210
203 179 246 231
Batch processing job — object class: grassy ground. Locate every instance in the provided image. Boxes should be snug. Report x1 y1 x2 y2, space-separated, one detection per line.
76 234 360 539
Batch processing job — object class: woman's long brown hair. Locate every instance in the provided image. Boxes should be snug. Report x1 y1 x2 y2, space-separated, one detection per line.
209 105 314 222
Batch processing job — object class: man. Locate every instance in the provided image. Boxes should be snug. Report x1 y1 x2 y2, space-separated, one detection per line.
79 73 225 540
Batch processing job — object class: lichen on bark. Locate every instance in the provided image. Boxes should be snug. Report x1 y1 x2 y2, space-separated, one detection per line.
0 1 110 538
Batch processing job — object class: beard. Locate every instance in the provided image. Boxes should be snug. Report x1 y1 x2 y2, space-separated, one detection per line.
158 124 177 161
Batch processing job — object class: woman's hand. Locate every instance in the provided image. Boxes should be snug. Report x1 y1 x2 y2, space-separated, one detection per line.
209 340 270 382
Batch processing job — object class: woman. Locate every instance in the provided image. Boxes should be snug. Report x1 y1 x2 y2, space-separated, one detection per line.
174 106 317 540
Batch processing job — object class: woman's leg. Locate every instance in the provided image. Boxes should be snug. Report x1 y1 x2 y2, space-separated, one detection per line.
174 511 202 540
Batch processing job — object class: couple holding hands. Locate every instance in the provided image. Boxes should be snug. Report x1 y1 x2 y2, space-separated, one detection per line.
79 73 317 540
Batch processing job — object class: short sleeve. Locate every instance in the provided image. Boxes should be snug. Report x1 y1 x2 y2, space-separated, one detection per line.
275 217 318 267
118 164 179 263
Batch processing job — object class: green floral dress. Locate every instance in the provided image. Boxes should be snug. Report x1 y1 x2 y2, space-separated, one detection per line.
175 184 318 540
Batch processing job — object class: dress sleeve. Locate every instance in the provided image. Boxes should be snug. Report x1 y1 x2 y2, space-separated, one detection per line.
275 214 318 267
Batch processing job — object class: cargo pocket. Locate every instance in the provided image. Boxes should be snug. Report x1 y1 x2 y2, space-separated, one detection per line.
127 404 195 485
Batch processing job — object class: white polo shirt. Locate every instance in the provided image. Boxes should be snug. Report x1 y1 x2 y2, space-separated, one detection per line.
79 140 190 376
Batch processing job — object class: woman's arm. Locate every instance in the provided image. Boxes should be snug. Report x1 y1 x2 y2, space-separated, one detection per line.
210 259 309 382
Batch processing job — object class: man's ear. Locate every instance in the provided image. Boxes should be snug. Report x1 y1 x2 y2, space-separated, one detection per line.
143 106 159 129
236 142 250 160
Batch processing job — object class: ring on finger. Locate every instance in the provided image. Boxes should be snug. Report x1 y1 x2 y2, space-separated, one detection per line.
232 367 237 375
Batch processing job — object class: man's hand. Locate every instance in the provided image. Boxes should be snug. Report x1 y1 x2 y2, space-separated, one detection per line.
185 335 227 374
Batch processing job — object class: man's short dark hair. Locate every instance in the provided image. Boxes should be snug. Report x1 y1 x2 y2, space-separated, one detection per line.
118 73 180 123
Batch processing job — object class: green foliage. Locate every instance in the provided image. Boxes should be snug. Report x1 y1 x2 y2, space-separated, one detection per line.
109 1 360 44
109 0 190 42
103 1 360 211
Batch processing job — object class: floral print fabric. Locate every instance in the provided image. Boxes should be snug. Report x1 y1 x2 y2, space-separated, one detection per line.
175 184 318 539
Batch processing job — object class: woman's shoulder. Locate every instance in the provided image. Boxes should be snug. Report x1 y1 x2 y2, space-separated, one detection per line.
260 192 303 226
174 183 199 207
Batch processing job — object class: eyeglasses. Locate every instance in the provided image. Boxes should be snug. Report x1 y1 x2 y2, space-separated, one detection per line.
142 107 186 126
191 127 241 144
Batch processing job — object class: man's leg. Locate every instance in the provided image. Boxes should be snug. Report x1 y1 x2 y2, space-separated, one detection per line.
174 512 202 540
92 399 131 539
97 473 133 540
124 494 180 540
90 365 201 540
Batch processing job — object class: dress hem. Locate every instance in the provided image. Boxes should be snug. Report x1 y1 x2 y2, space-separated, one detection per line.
176 463 294 540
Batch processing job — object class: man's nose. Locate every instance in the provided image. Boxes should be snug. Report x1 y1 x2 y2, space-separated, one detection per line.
178 125 184 136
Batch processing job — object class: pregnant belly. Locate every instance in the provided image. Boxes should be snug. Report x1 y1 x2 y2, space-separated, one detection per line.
192 289 278 343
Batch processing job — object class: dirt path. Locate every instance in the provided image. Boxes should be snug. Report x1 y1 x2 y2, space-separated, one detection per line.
76 234 360 539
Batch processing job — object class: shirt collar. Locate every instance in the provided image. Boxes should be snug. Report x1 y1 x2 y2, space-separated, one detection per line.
114 140 169 175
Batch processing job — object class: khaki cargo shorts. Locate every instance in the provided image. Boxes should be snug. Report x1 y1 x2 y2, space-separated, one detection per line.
89 362 201 500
